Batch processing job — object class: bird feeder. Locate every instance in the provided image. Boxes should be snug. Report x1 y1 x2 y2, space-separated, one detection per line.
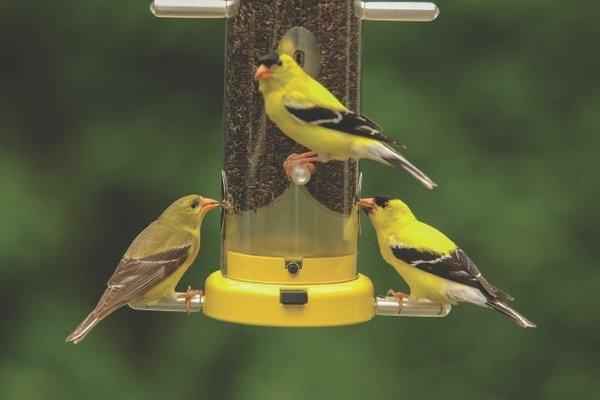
131 0 450 325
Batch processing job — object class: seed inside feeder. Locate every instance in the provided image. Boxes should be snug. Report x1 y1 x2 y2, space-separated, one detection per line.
223 0 361 215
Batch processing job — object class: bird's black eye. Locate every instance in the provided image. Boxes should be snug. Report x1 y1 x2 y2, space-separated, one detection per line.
190 199 200 209
373 196 392 208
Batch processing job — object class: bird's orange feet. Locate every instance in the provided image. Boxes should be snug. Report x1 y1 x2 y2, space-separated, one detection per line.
179 285 203 314
283 151 319 181
387 289 409 304
438 303 446 315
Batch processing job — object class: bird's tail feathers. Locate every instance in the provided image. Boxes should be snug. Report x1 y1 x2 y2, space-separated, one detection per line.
66 311 101 344
486 299 536 328
66 289 125 344
369 143 437 189
493 286 515 302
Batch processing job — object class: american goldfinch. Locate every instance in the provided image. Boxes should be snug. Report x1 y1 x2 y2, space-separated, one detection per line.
66 195 220 344
360 196 536 328
254 52 436 189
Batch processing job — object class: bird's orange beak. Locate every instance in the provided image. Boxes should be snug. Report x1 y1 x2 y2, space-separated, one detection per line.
254 65 272 82
201 198 220 212
359 198 376 214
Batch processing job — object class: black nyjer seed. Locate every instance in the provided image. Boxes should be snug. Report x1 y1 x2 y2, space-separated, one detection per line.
257 52 281 67
224 0 361 215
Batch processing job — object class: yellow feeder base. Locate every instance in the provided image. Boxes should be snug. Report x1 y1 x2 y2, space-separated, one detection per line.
203 271 375 327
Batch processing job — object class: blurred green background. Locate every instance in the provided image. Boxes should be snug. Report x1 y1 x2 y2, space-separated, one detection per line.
1 0 598 399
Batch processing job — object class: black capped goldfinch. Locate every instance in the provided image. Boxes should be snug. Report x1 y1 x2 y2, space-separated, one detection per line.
66 195 220 344
254 52 436 189
360 196 536 328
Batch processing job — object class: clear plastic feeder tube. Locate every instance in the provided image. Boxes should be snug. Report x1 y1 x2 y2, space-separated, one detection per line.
225 185 359 258
221 0 362 275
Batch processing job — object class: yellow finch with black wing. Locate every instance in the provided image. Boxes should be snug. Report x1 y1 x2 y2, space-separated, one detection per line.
360 196 536 328
66 194 220 344
254 52 436 189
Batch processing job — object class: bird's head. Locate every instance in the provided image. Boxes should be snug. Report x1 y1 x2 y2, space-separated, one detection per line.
158 194 220 230
254 52 303 91
359 196 416 230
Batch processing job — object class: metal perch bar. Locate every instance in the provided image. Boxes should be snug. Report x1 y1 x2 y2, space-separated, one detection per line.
376 296 451 317
150 0 438 22
150 0 239 18
129 293 204 313
356 2 439 21
129 293 450 318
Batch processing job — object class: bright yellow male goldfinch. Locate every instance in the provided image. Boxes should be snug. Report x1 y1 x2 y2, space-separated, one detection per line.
254 52 436 189
360 196 536 328
66 194 220 344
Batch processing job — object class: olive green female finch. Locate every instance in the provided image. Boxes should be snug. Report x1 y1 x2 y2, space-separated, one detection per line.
66 194 219 344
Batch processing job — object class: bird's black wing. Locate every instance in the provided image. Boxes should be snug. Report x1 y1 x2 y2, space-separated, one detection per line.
284 103 403 146
391 246 499 300
94 244 191 316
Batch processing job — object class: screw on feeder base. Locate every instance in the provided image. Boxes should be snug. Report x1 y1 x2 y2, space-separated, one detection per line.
285 260 302 275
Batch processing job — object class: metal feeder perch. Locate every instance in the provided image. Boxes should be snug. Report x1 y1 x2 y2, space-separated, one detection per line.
130 0 451 325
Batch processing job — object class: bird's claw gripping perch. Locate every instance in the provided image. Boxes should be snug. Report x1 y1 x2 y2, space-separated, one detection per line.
283 151 319 181
179 285 203 314
387 289 409 304
438 304 446 315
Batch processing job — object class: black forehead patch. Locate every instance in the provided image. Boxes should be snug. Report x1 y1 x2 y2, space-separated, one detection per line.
373 196 392 208
257 53 281 67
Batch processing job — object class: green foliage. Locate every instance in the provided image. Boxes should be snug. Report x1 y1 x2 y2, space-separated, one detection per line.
1 1 598 399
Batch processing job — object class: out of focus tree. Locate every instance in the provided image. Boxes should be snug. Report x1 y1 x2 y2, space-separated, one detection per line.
1 1 598 399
